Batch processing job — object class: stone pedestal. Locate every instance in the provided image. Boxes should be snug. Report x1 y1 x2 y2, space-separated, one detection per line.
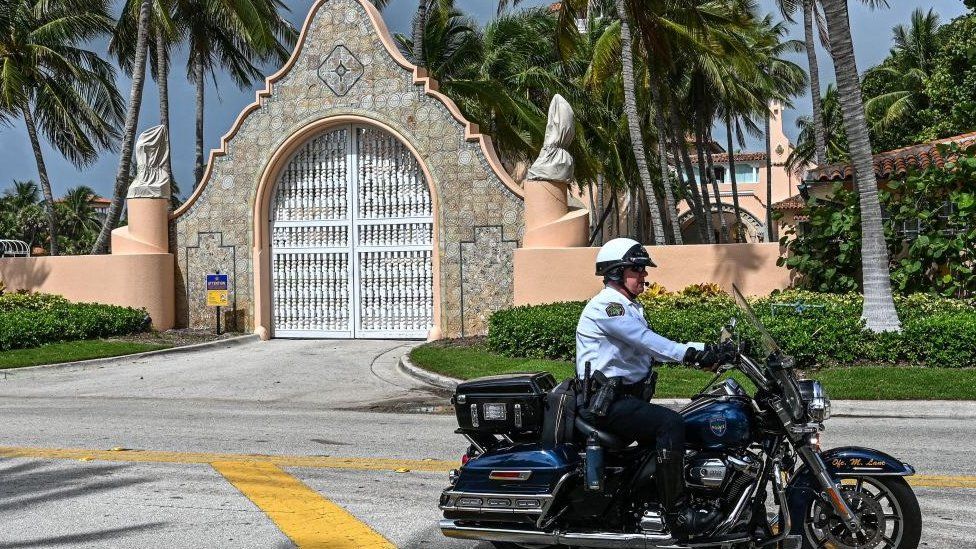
523 180 589 248
111 198 170 254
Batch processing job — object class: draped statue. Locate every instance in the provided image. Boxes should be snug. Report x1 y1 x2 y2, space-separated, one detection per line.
127 125 172 199
526 94 575 184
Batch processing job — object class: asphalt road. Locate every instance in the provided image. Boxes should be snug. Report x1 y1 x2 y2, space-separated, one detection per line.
0 339 972 548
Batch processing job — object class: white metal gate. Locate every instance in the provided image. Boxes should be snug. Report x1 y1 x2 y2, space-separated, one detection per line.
270 125 434 338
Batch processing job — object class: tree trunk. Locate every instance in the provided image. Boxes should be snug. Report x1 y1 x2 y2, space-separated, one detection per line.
726 116 744 242
589 187 617 245
670 133 706 243
156 32 176 205
704 126 729 243
193 56 205 189
22 107 58 256
596 173 605 245
656 113 682 244
615 0 665 245
649 76 682 244
821 0 901 332
804 0 827 166
669 105 711 243
92 0 153 254
413 0 427 65
692 127 718 243
587 180 597 238
765 113 774 242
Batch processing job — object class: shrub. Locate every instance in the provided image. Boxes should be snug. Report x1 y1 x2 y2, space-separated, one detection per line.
0 292 150 351
487 301 584 362
488 288 976 368
902 312 976 367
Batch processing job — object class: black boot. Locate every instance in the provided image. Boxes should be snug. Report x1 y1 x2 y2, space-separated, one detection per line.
656 449 722 539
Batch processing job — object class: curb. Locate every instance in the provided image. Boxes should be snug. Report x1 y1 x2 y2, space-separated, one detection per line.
4 334 261 373
398 353 459 391
395 361 976 419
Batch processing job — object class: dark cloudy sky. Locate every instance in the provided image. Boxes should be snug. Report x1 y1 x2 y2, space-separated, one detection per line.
0 0 969 201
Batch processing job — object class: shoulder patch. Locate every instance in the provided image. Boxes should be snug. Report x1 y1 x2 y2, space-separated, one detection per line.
605 302 625 317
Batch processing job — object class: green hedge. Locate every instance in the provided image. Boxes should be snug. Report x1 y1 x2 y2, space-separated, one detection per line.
487 289 976 368
0 291 150 351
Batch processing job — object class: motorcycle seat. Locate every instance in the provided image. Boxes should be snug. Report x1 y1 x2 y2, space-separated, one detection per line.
574 416 631 450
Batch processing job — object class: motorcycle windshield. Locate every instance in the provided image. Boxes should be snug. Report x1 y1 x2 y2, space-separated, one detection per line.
731 284 781 356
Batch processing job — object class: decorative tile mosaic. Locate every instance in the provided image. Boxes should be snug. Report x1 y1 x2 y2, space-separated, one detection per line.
172 0 524 337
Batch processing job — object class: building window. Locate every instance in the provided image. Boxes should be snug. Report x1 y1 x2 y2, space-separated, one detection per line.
713 166 726 183
734 164 758 184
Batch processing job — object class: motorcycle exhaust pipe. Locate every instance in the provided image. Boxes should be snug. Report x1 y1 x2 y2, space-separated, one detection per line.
439 520 684 548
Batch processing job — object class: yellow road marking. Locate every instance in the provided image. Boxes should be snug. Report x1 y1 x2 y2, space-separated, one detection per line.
213 461 394 549
908 474 976 489
2 445 975 490
0 446 456 472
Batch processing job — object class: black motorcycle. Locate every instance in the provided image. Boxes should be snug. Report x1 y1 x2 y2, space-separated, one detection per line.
438 285 922 548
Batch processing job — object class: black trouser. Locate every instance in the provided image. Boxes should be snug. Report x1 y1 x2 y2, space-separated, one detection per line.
586 395 685 453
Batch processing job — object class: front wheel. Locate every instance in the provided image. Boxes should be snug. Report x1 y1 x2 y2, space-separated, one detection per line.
802 476 921 549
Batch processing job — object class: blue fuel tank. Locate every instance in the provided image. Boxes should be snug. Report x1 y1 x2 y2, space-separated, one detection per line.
681 397 753 450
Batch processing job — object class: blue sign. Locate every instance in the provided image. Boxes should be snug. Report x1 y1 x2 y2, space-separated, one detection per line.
206 274 228 291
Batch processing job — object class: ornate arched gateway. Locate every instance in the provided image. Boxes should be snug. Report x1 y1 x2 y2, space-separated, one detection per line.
270 124 434 338
170 0 524 339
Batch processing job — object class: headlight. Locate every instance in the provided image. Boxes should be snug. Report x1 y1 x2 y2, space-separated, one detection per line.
806 381 831 422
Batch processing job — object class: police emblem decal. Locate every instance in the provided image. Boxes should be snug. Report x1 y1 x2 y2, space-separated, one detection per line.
605 303 625 317
708 416 727 437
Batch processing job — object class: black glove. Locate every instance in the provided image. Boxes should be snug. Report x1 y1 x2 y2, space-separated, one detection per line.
684 342 735 371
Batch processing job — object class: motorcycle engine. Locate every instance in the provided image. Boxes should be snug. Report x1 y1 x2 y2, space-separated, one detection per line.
685 451 760 495
685 455 730 492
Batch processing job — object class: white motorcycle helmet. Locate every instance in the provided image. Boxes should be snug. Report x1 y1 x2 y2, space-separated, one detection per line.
595 237 656 282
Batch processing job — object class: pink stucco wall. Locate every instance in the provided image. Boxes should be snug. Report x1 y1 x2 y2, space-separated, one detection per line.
514 243 790 305
0 254 175 330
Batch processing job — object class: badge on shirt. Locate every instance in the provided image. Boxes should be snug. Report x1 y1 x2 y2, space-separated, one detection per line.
605 302 625 317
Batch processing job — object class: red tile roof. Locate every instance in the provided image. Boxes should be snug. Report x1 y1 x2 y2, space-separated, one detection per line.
808 131 976 183
771 194 806 211
689 151 768 163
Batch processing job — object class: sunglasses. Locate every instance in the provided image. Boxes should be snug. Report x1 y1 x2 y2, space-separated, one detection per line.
626 266 648 275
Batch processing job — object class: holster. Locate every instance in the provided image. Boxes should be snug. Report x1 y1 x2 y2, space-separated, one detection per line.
588 372 621 418
638 370 658 402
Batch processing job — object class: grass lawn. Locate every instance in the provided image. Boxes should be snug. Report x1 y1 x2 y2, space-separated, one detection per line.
0 340 171 369
410 343 976 400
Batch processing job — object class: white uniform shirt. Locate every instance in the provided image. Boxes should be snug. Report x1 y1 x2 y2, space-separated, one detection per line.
576 286 696 384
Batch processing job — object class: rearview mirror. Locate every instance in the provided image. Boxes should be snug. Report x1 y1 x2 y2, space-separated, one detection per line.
720 317 737 342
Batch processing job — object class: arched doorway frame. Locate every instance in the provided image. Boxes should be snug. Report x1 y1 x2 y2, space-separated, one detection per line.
678 205 767 243
253 115 441 340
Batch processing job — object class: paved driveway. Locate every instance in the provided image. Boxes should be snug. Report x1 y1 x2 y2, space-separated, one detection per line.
0 339 472 548
0 339 973 548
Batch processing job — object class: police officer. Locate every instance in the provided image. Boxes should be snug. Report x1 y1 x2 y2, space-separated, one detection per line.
576 237 731 538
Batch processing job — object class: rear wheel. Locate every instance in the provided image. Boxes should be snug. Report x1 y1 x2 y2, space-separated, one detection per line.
801 476 921 549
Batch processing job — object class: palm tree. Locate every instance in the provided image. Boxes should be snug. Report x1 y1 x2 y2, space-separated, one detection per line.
111 0 180 205
801 0 827 165
615 0 664 244
93 0 153 254
0 0 124 256
56 185 102 254
820 0 900 331
396 0 480 80
775 0 888 166
0 180 47 249
175 0 297 188
786 84 848 173
863 8 939 133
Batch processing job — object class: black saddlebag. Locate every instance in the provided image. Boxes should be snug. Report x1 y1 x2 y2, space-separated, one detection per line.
453 372 557 435
541 378 580 449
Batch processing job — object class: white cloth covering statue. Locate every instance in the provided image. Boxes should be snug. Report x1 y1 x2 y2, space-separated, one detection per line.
526 94 575 183
126 124 172 199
